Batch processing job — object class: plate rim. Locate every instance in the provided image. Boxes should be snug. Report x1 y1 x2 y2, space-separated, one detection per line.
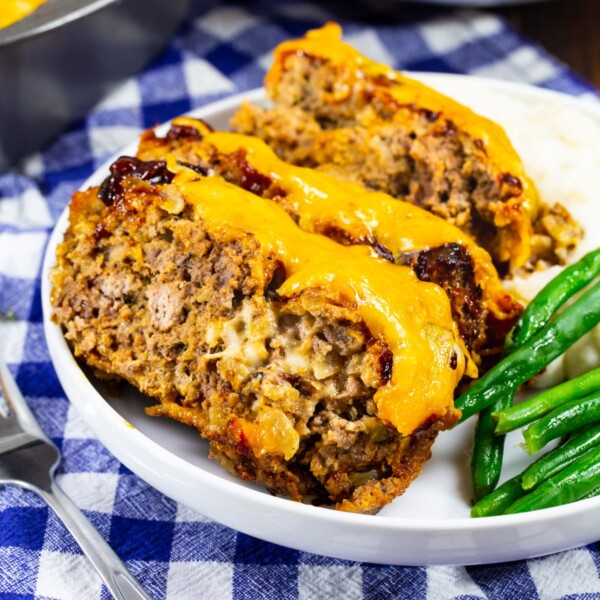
42 73 600 565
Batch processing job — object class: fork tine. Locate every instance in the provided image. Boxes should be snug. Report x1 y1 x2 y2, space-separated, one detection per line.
0 362 21 437
0 360 45 439
0 403 21 437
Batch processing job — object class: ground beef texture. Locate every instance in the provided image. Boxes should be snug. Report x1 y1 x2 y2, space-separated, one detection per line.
138 118 522 366
231 23 582 272
51 159 470 514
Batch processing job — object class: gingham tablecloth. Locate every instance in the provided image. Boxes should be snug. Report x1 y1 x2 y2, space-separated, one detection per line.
2 1 600 598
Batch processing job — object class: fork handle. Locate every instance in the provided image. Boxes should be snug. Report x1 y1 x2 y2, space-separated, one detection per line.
39 481 152 600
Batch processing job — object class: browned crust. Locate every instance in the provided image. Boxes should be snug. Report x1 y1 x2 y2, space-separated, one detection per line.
51 171 459 514
231 49 582 272
136 124 523 367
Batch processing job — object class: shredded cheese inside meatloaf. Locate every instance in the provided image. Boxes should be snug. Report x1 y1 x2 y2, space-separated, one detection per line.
51 151 479 513
139 117 523 365
170 162 474 435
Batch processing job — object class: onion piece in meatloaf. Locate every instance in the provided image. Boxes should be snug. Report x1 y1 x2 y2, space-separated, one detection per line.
232 23 582 272
51 157 475 514
138 117 523 367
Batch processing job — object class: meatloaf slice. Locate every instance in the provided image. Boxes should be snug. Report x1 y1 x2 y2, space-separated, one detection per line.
51 156 470 514
231 23 582 272
137 118 522 366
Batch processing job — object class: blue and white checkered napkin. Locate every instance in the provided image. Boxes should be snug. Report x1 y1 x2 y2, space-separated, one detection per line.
1 1 600 598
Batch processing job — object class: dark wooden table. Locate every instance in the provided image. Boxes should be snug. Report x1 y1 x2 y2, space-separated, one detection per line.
490 0 600 88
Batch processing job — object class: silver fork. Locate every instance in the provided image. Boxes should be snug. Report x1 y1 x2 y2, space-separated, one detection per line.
0 361 152 600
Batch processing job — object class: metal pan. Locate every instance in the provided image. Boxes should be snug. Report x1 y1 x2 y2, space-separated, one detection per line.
0 0 190 171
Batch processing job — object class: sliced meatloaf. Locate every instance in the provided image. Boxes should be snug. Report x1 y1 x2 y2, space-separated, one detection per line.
137 117 522 367
232 23 582 272
51 156 472 513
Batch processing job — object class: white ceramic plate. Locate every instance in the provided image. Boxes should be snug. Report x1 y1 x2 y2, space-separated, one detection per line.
42 75 600 566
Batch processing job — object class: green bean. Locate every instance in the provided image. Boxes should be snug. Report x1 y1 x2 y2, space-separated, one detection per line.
559 428 582 446
470 474 525 518
580 486 600 501
472 427 599 516
504 445 600 514
505 247 600 353
523 391 600 454
471 394 513 502
521 424 600 489
455 281 600 424
470 425 600 516
494 368 600 434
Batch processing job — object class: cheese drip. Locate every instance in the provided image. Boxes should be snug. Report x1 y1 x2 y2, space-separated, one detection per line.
171 164 472 435
167 118 514 322
264 22 538 269
0 0 46 29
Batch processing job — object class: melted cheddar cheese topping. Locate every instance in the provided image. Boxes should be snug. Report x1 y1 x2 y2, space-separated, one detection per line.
170 161 475 436
166 118 515 324
264 22 538 270
0 0 46 29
